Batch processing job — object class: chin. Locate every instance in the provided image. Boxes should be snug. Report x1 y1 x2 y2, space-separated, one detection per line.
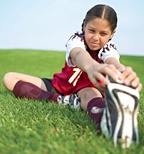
90 46 100 51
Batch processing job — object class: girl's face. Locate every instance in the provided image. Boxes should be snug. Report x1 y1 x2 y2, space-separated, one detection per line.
84 18 115 51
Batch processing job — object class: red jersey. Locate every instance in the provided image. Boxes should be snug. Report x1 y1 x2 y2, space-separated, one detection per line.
52 32 119 95
52 62 97 95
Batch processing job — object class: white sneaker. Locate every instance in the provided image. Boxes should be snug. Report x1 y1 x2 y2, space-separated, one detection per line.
57 94 81 110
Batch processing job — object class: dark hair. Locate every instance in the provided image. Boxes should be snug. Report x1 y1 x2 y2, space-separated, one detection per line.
82 4 117 32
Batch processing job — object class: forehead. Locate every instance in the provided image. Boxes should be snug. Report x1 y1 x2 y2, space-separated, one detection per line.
86 18 111 31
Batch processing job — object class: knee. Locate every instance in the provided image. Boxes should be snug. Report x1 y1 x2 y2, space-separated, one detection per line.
81 91 91 101
79 88 102 101
3 72 10 84
78 88 102 110
3 72 16 90
3 72 13 83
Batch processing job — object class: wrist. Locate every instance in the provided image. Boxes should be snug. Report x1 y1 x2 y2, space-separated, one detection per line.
84 61 100 73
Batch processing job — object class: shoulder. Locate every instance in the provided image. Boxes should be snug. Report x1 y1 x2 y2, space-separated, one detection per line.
67 32 84 42
66 32 86 54
98 40 120 62
65 32 86 50
65 32 86 67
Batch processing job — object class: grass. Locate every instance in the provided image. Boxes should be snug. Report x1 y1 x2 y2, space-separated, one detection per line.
0 49 144 154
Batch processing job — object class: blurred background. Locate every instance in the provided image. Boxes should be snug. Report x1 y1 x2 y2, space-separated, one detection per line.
0 0 144 55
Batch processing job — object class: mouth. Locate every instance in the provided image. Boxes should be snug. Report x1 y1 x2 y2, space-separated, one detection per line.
90 42 99 47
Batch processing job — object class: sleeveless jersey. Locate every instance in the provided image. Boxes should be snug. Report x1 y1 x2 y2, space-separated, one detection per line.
52 32 119 95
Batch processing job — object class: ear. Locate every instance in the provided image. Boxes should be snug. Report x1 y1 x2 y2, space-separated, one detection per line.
83 23 86 32
111 30 116 39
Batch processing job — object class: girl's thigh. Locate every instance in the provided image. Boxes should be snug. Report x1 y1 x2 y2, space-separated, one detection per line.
3 72 47 91
77 87 103 110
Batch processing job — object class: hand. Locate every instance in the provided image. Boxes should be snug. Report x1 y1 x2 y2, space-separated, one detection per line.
118 66 142 92
86 63 119 90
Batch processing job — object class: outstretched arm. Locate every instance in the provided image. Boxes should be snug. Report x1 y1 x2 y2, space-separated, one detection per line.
70 48 120 89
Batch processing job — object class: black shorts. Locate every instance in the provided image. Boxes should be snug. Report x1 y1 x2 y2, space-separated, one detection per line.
41 78 61 94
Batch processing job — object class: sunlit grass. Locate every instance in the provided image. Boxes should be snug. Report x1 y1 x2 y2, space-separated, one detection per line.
0 49 143 154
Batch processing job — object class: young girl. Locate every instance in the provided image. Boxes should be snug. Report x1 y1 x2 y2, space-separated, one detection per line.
3 4 142 147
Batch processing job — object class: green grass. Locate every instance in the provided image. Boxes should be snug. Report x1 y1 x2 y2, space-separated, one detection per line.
0 49 144 154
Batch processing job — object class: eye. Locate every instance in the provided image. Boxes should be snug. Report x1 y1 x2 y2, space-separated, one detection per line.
100 32 108 36
89 29 95 33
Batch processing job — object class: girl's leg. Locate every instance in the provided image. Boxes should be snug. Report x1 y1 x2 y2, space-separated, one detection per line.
3 72 60 102
77 87 105 130
3 72 47 91
77 87 103 110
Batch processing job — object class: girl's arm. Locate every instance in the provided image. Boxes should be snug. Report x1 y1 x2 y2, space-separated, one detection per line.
70 49 142 91
105 57 122 69
70 48 119 89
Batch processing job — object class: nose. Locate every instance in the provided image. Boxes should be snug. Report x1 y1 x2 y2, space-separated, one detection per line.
92 33 99 40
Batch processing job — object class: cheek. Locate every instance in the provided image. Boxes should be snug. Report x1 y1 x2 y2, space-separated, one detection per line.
100 37 111 46
84 33 90 43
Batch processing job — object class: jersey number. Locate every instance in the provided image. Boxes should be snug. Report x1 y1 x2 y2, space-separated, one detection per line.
68 68 82 86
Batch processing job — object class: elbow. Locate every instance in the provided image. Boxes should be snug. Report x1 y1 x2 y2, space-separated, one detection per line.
70 47 84 65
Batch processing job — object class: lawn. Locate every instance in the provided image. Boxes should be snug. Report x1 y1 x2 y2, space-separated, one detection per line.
0 49 144 154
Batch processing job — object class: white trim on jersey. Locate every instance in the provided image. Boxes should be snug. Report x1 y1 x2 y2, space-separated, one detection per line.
65 34 86 66
98 40 120 62
65 33 120 66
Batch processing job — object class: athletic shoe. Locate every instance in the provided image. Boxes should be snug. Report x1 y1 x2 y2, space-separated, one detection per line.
100 75 140 148
57 94 81 110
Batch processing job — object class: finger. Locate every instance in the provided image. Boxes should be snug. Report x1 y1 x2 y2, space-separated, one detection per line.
130 76 140 88
93 71 110 85
119 67 132 81
98 64 119 80
118 64 125 72
123 71 137 86
90 76 105 90
136 83 143 92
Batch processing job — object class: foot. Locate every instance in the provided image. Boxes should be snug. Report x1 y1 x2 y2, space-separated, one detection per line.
100 75 140 148
57 94 81 110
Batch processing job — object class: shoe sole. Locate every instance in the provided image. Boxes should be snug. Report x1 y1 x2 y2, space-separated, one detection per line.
105 76 139 148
